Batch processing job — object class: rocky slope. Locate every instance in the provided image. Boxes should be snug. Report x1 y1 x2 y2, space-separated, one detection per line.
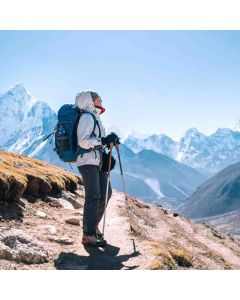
195 210 240 240
0 150 240 270
180 162 240 219
179 162 240 239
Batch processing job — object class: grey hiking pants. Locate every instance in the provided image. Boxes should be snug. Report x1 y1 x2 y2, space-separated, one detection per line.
77 164 112 236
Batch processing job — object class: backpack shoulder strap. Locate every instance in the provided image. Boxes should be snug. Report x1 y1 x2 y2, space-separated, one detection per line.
81 111 100 137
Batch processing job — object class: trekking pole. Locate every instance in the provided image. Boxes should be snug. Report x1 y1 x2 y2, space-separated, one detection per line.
115 143 133 233
102 142 114 239
115 143 127 199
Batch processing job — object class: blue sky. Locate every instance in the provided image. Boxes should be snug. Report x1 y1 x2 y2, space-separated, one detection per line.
0 30 240 140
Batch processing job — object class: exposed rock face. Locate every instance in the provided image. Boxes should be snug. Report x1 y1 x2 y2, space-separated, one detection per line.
0 227 49 264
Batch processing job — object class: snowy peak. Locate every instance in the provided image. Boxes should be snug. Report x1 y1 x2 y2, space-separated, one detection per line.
0 84 57 156
181 128 208 143
124 133 177 158
125 126 240 174
212 128 235 137
8 82 30 95
1 83 36 106
0 84 37 145
184 127 200 136
179 128 208 150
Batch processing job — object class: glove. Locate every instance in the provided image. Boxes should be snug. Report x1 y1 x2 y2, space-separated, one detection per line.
101 132 121 147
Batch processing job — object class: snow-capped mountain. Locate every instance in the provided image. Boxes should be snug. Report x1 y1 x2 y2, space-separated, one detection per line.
0 83 37 147
0 83 56 154
0 83 74 171
178 128 240 173
124 134 177 158
124 126 240 174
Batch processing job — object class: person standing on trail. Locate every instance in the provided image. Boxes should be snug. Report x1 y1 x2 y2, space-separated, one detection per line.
75 91 120 247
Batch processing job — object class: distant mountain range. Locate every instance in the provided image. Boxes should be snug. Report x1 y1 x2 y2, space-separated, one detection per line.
0 83 207 207
124 127 240 175
111 145 206 207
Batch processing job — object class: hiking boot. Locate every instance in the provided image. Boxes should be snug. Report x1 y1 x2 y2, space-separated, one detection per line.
82 234 107 247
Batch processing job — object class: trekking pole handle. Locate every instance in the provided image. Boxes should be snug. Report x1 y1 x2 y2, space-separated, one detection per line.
108 143 114 174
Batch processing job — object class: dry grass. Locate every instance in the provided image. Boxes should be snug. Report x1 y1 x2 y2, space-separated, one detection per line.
145 240 193 269
149 260 162 270
0 150 82 200
151 246 176 269
144 241 162 247
169 248 193 268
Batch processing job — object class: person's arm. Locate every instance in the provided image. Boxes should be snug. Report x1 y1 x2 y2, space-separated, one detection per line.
77 113 102 149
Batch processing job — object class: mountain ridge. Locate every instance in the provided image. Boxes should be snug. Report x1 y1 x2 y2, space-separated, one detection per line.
180 161 240 219
124 126 240 174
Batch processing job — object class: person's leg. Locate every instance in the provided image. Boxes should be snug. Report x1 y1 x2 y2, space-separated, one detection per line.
97 170 113 226
77 165 100 236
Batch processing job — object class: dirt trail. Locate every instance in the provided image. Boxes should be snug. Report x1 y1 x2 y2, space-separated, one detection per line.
55 190 148 270
1 186 240 270
0 189 147 270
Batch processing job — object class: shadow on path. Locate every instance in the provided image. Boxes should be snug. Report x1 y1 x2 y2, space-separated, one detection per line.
54 243 140 270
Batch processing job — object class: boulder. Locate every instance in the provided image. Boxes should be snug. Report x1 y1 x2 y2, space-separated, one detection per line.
0 227 49 264
47 196 74 210
61 191 83 209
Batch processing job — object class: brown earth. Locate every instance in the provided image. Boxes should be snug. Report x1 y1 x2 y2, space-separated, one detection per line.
0 150 240 270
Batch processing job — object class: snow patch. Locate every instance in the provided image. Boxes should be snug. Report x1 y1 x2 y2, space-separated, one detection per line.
145 178 164 199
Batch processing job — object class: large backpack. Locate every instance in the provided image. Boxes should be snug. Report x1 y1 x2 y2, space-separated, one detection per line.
43 104 100 162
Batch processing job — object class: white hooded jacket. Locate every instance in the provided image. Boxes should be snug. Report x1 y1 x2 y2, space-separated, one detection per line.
75 91 106 168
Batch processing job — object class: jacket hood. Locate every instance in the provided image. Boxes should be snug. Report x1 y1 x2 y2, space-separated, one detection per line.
75 91 96 113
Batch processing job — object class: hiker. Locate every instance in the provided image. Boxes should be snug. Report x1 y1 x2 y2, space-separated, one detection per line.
75 91 120 247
